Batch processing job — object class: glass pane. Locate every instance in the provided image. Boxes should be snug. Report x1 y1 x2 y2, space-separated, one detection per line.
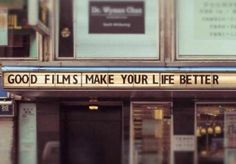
58 0 73 57
177 0 236 58
196 104 236 164
73 0 159 58
131 103 171 164
0 0 37 58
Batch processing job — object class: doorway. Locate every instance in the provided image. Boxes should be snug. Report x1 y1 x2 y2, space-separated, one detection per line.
130 102 172 164
61 104 122 164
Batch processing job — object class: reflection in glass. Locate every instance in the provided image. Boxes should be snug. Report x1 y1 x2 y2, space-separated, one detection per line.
131 103 171 164
0 1 37 58
196 104 236 164
74 0 159 58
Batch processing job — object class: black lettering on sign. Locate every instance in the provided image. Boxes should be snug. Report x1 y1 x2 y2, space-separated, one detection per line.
180 74 219 85
180 75 186 84
73 75 79 84
45 74 81 84
86 75 94 84
7 74 38 84
140 75 148 84
212 75 219 84
161 75 174 84
57 75 71 84
108 74 114 84
7 74 15 84
85 74 114 84
205 75 211 84
30 75 37 84
185 75 192 84
95 75 106 84
121 75 128 84
121 74 148 84
17 75 28 84
45 74 51 84
152 75 159 84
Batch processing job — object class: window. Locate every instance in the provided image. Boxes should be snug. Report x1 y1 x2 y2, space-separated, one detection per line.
177 0 236 59
196 103 236 164
0 0 49 58
58 0 159 59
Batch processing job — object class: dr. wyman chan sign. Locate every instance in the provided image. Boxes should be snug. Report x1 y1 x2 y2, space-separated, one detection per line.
3 72 236 89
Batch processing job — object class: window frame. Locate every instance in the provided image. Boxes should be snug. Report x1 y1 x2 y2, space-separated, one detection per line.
56 0 163 61
0 1 46 60
175 0 236 61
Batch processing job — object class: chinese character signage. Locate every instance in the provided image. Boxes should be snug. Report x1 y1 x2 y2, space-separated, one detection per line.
178 0 236 58
89 1 144 33
0 101 14 117
195 0 236 40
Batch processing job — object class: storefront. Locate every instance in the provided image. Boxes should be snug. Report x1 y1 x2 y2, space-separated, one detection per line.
1 0 236 164
2 66 236 164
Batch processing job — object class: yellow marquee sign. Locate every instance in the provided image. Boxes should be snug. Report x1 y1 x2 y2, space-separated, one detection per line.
2 72 236 89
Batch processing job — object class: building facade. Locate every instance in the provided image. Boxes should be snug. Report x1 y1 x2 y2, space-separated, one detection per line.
1 0 236 164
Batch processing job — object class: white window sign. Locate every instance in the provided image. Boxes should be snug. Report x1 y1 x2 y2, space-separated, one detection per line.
74 0 159 58
172 135 195 151
177 0 236 59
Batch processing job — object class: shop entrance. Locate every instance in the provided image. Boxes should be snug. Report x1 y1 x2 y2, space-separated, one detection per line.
61 104 122 164
131 102 172 164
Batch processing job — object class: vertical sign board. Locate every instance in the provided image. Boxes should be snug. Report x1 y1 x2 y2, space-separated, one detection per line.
19 103 37 164
0 8 8 46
